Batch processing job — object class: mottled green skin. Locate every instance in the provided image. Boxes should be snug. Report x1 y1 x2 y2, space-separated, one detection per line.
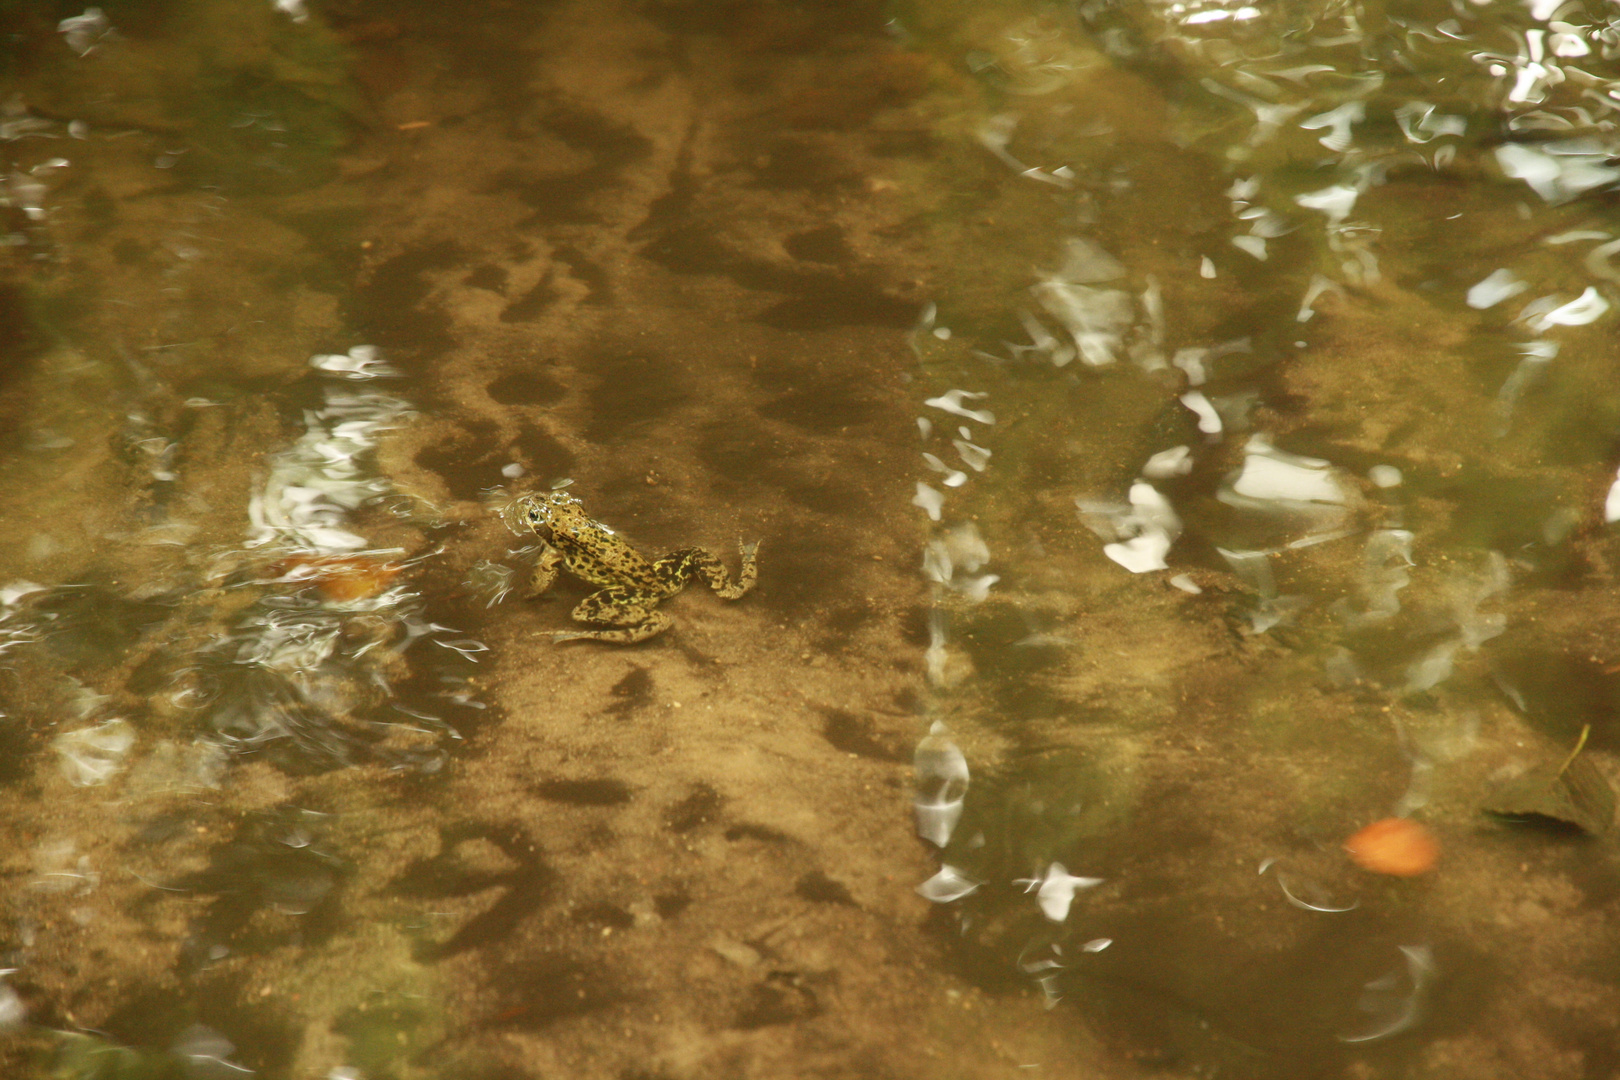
512 491 759 643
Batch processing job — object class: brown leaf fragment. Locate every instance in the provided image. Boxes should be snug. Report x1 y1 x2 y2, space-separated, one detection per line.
1483 725 1616 836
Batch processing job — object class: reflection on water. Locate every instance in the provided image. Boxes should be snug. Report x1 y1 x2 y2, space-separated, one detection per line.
3 0 1620 1077
904 0 1620 1074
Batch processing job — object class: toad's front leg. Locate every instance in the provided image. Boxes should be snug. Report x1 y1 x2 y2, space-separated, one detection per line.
529 543 564 597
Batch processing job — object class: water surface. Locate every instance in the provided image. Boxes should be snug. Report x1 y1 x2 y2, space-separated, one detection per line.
2 1 1620 1078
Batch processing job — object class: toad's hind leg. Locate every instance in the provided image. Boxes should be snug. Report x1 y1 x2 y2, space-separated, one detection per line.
552 586 671 644
657 540 759 600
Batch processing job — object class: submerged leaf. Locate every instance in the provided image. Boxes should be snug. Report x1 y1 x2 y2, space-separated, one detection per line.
1484 726 1615 835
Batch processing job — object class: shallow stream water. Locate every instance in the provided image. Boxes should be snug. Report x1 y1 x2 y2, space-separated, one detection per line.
3 1 1620 1078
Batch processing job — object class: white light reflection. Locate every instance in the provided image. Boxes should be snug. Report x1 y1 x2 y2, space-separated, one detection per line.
914 721 970 847
1467 268 1529 309
53 719 135 787
1201 80 1305 146
1143 445 1192 479
916 865 980 903
1299 102 1365 152
1180 391 1223 435
1015 862 1104 922
1526 286 1609 331
1078 482 1182 574
1182 6 1259 25
1231 235 1267 260
1275 871 1359 913
923 390 995 424
1223 437 1350 506
1294 185 1359 228
1031 240 1135 367
912 482 945 522
1338 945 1437 1043
248 348 413 554
1495 142 1620 203
58 8 112 56
1298 274 1345 322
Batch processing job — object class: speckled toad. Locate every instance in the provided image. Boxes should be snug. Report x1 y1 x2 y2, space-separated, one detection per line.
507 490 759 643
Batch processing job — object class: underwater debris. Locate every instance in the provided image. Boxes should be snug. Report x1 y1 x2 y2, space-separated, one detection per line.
1344 818 1439 876
1483 724 1615 835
